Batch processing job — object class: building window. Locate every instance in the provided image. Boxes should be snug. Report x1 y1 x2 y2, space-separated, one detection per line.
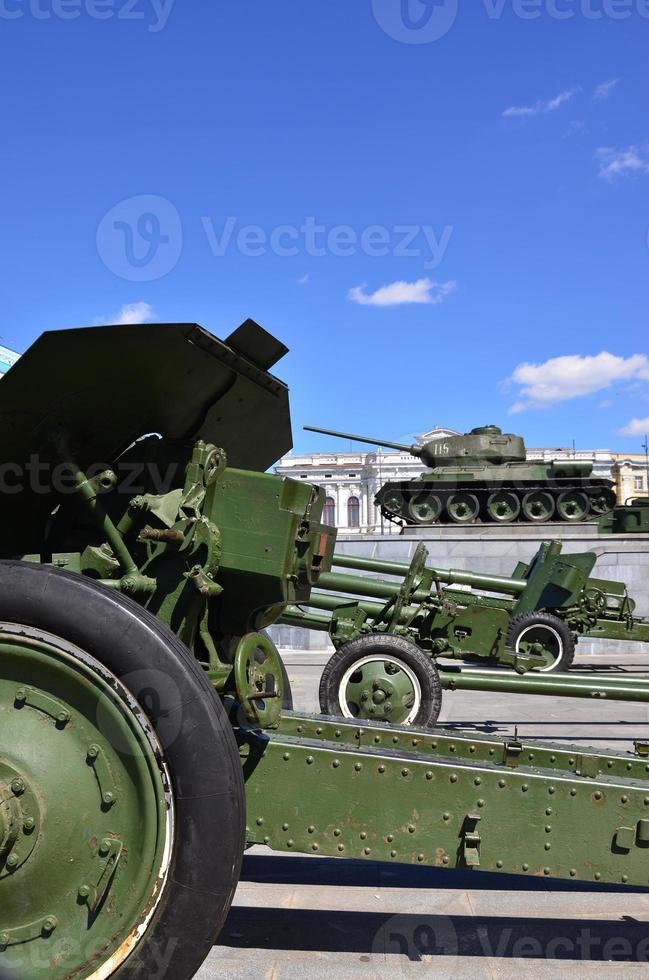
323 496 336 526
348 473 357 478
635 476 645 491
324 473 332 478
348 496 360 528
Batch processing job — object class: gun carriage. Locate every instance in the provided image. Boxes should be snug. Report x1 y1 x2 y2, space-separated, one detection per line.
1 321 649 980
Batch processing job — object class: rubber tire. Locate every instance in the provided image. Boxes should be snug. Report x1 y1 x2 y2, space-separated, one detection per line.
0 561 245 980
319 634 443 728
507 610 576 673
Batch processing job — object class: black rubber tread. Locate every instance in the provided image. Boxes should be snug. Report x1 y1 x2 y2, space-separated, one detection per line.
0 560 245 980
507 610 576 673
319 633 443 728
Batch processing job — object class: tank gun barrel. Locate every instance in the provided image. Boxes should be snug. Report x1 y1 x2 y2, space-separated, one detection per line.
304 425 418 455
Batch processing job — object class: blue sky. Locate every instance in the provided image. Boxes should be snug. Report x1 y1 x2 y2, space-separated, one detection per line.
1 1 648 455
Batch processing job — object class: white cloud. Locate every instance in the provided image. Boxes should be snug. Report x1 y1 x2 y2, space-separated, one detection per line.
348 278 457 308
297 273 310 285
619 417 649 437
94 302 158 326
503 88 578 119
505 352 649 414
594 78 620 101
596 145 649 179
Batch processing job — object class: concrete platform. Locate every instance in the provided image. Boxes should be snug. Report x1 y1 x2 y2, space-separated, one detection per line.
199 647 649 979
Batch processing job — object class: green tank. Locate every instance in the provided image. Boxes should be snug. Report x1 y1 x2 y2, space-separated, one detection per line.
305 424 617 525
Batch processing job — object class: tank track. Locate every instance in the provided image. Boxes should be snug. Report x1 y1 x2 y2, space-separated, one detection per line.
377 479 617 527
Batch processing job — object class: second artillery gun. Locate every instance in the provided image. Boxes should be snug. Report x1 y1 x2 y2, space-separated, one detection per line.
306 424 617 526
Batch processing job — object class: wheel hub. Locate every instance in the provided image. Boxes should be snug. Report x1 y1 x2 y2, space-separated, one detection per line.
0 624 171 979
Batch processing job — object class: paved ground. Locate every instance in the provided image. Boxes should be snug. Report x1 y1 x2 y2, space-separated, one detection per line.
199 646 649 979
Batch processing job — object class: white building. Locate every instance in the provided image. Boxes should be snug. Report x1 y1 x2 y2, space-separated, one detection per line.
275 428 617 533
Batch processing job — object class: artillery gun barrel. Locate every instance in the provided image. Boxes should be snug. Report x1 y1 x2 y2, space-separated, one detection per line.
439 666 649 703
304 425 416 455
317 570 431 603
333 552 528 595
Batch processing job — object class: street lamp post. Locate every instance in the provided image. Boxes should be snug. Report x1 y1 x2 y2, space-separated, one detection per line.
643 435 649 499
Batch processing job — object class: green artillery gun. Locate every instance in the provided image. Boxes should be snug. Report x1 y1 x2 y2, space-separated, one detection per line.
281 540 649 725
599 497 649 534
306 424 617 526
3 320 649 980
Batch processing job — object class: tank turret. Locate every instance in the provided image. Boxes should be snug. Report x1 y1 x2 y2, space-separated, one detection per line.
305 425 616 527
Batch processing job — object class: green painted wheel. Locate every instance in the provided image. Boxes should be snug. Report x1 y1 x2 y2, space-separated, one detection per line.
407 491 442 525
0 561 245 980
521 490 555 523
589 488 617 516
485 490 521 523
234 631 284 727
446 491 480 524
0 624 171 980
557 489 590 522
319 634 443 728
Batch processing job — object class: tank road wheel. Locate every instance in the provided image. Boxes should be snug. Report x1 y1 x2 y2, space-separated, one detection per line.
556 490 590 522
407 491 443 525
381 489 405 520
521 490 555 523
0 562 245 980
319 634 443 728
588 488 617 516
507 611 576 673
485 490 521 524
446 491 480 524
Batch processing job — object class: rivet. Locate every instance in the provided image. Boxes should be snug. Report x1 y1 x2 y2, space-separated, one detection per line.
390 849 397 858
545 825 552 833
442 856 449 865
42 918 57 934
469 744 476 753
521 784 528 792
23 817 35 833
378 765 386 774
417 853 425 862
374 736 381 744
355 763 362 772
282 823 289 831
334 828 341 837
316 727 322 735
431 741 437 749
496 860 503 868
335 730 342 738
450 745 456 753
392 736 399 744
15 688 27 704
477 799 485 808
450 774 458 783
474 777 482 786
443 813 451 821
78 885 90 899
88 745 99 760
550 755 556 763
297 725 303 733
426 771 433 780
522 863 529 871
621 795 628 803
543 867 551 875
256 817 264 826
312 843 319 851
569 868 577 877
402 768 410 778
570 788 577 797
548 786 556 795
498 779 506 788
263 836 270 844
287 839 294 847
6 854 18 869
387 834 394 843
103 793 115 807
337 844 345 852
363 847 371 855
360 831 367 840
57 711 70 724
544 843 551 851
545 808 553 816
622 874 629 883
308 825 315 834
568 757 575 765
489 748 495 756
11 778 25 796
594 791 602 801
333 759 340 768
306 756 314 765
283 753 290 761
408 824 415 834
595 872 601 880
